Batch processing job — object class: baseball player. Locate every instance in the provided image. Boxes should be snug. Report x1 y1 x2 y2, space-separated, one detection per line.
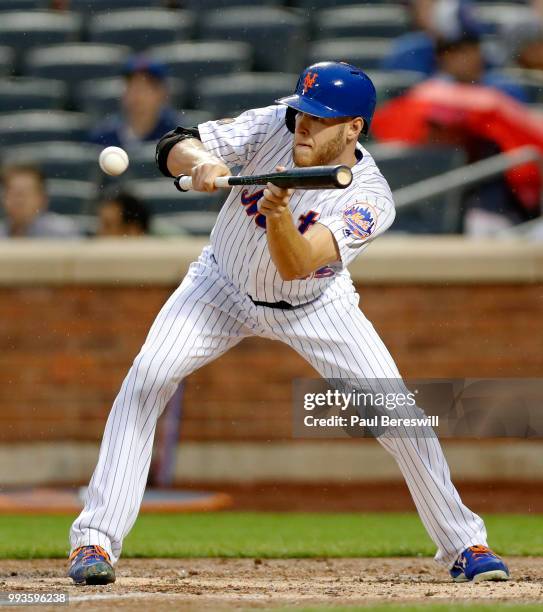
68 62 509 585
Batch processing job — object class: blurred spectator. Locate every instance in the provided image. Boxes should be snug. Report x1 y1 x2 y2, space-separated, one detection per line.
382 0 527 102
49 0 70 10
409 0 436 34
380 1 437 75
534 0 543 22
503 19 543 71
0 164 80 238
372 81 542 235
89 55 178 150
97 189 151 237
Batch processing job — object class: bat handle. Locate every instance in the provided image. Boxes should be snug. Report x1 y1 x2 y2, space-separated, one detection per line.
174 174 231 192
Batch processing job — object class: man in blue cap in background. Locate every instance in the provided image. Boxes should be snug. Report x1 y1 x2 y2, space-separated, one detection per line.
89 55 179 150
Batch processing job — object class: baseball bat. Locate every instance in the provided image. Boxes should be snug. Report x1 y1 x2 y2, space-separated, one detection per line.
174 165 353 192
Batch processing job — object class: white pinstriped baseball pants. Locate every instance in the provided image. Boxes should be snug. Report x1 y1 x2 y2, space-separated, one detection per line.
70 247 487 568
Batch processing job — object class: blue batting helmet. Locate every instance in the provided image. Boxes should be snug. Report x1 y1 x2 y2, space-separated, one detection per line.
276 61 377 135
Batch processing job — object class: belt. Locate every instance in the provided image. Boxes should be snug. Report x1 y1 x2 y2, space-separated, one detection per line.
249 297 313 310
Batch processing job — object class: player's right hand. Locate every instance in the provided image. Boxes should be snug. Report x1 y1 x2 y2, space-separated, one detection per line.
191 160 230 192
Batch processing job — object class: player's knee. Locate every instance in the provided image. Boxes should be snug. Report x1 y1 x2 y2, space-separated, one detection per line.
130 353 178 400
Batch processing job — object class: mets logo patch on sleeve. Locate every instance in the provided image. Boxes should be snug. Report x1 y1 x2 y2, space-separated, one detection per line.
342 204 377 241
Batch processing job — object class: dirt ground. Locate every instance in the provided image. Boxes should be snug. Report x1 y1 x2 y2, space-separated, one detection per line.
1 557 542 611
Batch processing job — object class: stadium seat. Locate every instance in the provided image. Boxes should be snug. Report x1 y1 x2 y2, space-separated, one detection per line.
0 0 48 10
475 3 532 34
308 38 393 71
2 141 102 181
370 143 466 189
368 70 425 102
368 143 466 233
0 46 15 76
76 77 187 118
123 144 160 180
314 5 410 39
0 112 90 146
195 72 297 116
88 9 194 52
0 78 66 112
70 0 163 13
199 7 307 73
293 0 389 7
25 44 130 98
129 179 221 215
47 179 97 216
491 68 543 104
76 77 125 117
149 41 251 91
175 109 215 128
0 11 81 53
184 0 282 6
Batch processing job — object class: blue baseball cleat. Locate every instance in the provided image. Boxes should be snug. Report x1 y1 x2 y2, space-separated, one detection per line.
68 545 116 585
450 545 510 582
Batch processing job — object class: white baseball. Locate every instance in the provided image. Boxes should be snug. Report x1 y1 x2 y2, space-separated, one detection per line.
99 146 129 176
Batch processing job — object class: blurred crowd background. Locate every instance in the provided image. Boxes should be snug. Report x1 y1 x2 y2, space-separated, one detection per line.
1 0 543 239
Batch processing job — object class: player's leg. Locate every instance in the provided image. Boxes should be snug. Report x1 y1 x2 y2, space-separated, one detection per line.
260 288 487 570
70 249 255 565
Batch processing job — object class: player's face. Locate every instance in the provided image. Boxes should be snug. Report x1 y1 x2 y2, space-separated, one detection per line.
292 113 350 167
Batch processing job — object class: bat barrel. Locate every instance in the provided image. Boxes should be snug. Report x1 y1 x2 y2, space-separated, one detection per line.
228 165 352 189
174 165 352 192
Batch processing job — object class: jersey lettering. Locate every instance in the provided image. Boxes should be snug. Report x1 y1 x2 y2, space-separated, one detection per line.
298 211 319 234
299 266 335 280
241 188 264 216
240 188 267 228
240 191 320 234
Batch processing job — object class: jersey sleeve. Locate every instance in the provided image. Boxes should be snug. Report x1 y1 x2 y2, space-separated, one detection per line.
317 187 396 268
197 105 282 167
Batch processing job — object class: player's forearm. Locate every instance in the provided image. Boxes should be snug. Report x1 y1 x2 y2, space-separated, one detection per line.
166 139 222 177
266 211 316 281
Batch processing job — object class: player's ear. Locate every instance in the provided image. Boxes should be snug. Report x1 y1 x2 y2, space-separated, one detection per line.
346 117 363 143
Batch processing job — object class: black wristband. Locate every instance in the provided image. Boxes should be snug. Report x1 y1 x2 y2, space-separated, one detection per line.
155 126 201 178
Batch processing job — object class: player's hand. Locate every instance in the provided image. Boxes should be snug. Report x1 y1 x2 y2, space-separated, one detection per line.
191 159 230 192
258 166 293 219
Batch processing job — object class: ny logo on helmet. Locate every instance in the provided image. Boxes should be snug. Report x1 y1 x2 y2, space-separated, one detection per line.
303 71 318 93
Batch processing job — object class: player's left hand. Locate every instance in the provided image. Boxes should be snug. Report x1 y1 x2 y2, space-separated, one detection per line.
258 166 293 219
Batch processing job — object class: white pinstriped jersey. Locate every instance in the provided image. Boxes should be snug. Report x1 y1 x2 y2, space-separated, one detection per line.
198 104 396 306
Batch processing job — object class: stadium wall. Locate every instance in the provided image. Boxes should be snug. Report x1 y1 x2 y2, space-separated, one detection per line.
1 237 542 484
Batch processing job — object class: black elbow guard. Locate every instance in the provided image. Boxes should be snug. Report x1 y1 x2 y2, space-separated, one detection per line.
155 126 201 178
